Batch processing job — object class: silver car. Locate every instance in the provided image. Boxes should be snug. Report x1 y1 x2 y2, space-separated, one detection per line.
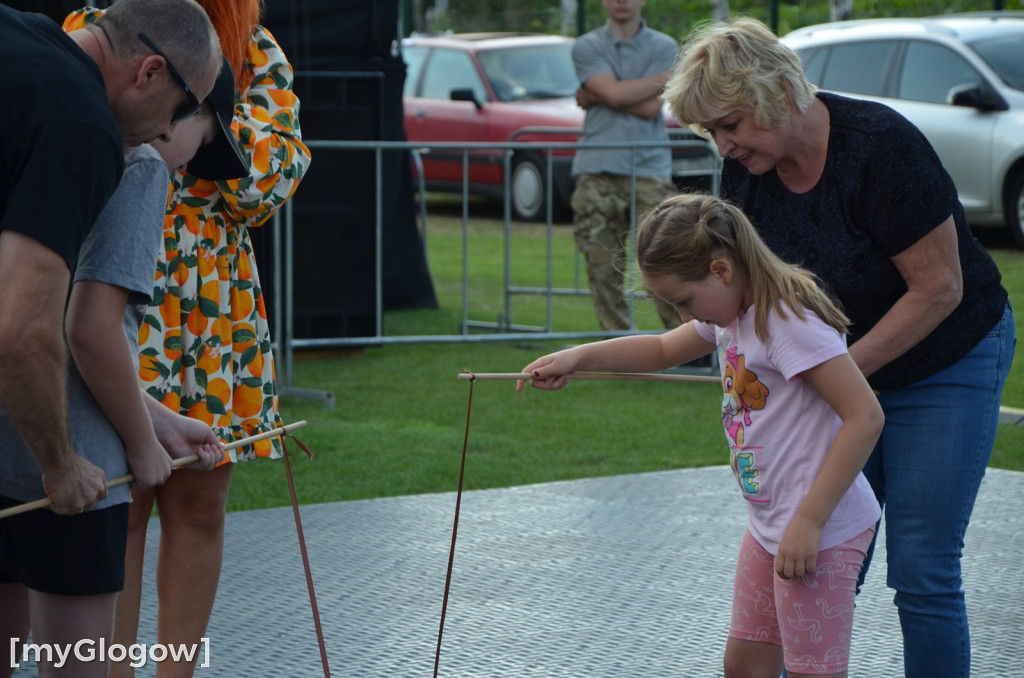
781 14 1024 246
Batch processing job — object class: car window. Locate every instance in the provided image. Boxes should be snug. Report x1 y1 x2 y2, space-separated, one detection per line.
403 45 427 97
819 41 894 96
477 45 577 101
898 41 981 104
420 48 487 103
968 34 1024 92
796 47 826 86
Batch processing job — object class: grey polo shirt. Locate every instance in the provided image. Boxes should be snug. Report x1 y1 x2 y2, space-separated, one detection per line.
571 21 677 180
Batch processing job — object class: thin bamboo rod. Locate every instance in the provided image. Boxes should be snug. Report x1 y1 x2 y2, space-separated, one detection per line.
457 371 721 384
0 420 308 520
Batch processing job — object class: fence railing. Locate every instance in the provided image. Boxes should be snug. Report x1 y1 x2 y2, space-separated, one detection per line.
272 137 721 396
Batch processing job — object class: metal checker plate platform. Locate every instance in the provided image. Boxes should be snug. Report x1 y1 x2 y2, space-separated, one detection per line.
13 467 1023 677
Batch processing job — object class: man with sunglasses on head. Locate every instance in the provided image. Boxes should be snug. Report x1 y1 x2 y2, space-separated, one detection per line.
0 1 221 675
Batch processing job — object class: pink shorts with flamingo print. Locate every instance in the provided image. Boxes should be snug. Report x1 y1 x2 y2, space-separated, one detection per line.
729 526 874 675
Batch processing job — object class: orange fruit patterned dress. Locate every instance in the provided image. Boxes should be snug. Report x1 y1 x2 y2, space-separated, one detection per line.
143 27 311 461
65 13 312 461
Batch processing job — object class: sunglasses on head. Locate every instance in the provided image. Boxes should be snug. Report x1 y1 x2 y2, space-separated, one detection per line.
137 32 201 123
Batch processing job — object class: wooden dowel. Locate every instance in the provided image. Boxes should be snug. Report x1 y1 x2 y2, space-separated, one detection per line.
0 420 308 520
458 371 721 384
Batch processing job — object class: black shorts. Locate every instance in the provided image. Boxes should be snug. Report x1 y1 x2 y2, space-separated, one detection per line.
0 495 129 595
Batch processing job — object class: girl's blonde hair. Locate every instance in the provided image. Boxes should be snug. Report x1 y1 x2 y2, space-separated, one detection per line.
636 193 848 341
663 17 816 132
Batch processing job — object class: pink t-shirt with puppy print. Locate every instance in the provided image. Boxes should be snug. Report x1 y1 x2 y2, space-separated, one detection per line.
693 304 881 554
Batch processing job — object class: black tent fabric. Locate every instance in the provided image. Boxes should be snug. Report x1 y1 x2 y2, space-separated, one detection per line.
9 0 438 328
264 0 438 316
264 0 401 70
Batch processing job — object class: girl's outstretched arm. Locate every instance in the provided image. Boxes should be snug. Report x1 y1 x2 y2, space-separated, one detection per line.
775 353 884 579
517 322 715 392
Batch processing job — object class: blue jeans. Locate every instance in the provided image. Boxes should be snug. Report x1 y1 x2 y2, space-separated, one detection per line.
858 302 1015 677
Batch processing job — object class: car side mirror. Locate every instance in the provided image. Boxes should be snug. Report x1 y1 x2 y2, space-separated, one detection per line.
948 83 1009 112
450 88 483 110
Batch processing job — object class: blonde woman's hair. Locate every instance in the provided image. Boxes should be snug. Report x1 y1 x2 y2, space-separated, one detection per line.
663 17 816 132
636 193 848 341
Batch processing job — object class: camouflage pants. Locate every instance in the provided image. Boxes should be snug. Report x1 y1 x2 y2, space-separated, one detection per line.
572 173 680 331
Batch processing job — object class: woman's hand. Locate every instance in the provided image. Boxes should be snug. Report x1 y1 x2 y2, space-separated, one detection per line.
145 396 225 470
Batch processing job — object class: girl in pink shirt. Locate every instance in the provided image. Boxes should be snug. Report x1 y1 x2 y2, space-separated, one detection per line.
519 193 883 678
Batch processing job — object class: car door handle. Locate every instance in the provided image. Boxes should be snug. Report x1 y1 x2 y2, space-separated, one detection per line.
413 109 427 119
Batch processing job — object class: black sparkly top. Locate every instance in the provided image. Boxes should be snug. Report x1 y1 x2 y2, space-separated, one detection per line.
721 92 1007 390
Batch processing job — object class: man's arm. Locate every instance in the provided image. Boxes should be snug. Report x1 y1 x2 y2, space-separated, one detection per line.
579 68 672 117
0 230 107 513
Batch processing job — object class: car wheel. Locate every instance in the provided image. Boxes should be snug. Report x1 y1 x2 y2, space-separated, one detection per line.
1007 168 1024 249
511 153 546 222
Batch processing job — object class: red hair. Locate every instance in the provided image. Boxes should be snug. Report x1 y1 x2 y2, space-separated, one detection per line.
198 0 264 85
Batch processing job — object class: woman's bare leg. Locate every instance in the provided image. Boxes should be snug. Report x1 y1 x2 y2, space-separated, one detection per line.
152 464 232 678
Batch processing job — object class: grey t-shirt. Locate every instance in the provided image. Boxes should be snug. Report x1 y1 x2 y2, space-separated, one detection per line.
570 21 677 180
0 144 168 507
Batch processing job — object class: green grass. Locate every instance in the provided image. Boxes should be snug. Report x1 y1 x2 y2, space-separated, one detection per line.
227 202 1024 512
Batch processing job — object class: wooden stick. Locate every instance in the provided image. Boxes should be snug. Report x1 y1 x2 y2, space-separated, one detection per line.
458 371 721 384
0 420 308 520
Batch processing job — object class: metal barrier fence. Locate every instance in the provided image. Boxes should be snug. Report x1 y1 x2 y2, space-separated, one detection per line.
272 137 721 397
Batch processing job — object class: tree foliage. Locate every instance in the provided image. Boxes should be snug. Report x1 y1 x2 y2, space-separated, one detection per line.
424 0 1023 37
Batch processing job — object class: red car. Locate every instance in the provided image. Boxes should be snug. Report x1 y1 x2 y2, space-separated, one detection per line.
402 32 716 221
